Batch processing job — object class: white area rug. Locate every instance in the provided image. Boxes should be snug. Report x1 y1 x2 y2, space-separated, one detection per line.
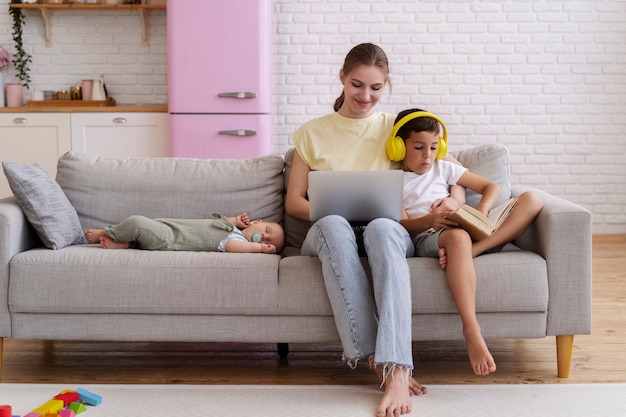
1 383 625 417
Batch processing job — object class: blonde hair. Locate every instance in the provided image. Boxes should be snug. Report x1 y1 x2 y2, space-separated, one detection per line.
333 43 391 112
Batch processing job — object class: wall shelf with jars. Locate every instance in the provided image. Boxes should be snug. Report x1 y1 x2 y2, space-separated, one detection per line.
9 3 166 47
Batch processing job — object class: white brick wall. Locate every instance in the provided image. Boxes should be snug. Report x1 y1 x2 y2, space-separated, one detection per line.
1 0 624 233
0 1 167 104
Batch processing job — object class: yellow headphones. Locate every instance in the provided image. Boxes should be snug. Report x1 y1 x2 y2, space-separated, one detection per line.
386 111 448 161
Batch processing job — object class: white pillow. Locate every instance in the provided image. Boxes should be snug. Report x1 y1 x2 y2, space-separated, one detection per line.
2 161 87 249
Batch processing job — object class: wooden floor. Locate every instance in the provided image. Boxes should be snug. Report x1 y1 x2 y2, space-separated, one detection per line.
2 234 625 385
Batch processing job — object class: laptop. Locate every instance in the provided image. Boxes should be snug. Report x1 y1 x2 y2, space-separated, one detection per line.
308 170 404 222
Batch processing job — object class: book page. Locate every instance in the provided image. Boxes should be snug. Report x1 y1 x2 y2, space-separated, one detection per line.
447 204 495 241
487 197 518 229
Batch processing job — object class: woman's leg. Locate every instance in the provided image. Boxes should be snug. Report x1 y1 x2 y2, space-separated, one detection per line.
301 215 378 363
363 218 414 368
363 219 418 417
472 191 544 257
439 228 496 376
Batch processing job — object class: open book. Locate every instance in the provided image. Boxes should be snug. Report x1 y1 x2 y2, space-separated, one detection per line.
446 197 518 241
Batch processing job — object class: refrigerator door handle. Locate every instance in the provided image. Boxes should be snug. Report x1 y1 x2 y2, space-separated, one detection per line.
219 129 258 137
218 92 257 99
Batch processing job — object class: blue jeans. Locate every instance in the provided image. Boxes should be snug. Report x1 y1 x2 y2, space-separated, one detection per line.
301 215 415 369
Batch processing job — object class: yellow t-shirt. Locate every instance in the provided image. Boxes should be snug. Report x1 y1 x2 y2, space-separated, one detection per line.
291 112 399 171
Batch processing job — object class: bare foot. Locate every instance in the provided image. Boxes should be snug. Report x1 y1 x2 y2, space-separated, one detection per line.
409 378 428 396
464 327 496 376
99 236 130 249
376 366 413 417
371 358 427 397
438 247 447 270
85 229 107 244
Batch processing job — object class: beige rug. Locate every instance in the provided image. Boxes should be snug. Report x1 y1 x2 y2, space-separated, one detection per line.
1 383 625 416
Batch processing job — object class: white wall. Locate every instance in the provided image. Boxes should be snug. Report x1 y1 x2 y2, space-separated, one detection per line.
1 0 624 234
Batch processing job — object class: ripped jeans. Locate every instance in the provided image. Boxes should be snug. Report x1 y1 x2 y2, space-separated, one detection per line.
301 215 415 371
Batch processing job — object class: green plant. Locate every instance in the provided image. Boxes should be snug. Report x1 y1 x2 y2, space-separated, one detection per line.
9 0 32 89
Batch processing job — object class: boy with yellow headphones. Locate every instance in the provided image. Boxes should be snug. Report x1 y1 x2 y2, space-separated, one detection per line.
393 108 544 376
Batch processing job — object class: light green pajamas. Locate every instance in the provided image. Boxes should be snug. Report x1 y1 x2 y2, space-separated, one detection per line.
104 213 236 251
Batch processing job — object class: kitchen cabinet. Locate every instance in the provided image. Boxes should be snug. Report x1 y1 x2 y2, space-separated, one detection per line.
70 112 169 158
0 113 71 198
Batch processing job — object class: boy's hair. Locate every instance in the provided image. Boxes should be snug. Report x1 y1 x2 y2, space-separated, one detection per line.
394 108 441 142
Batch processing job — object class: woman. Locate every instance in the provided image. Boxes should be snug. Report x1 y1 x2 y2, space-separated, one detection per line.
286 43 462 417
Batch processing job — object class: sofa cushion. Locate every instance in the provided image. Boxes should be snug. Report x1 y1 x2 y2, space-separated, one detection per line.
2 161 86 249
451 144 511 208
9 246 281 315
277 247 548 316
283 148 313 248
56 152 285 231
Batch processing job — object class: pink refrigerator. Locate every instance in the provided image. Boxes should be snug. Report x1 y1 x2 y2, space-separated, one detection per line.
167 0 271 159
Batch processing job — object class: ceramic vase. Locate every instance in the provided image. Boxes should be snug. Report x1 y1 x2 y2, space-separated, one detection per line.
0 71 5 107
6 83 23 108
81 79 93 101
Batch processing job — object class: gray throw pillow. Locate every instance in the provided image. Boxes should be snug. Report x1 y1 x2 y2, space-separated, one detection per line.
2 161 86 249
451 144 511 209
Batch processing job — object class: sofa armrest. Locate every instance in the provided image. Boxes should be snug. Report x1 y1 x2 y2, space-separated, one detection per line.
0 197 41 337
511 186 592 336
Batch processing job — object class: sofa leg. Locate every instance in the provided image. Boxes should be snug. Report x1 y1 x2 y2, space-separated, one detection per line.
556 335 574 378
277 343 289 358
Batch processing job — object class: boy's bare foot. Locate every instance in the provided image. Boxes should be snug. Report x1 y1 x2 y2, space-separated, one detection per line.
464 327 497 376
438 247 447 270
85 229 107 244
99 236 130 249
376 366 413 417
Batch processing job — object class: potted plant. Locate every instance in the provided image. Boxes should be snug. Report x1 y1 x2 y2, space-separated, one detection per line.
9 0 32 90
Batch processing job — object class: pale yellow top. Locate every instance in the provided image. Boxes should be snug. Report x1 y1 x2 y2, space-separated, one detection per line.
291 112 399 171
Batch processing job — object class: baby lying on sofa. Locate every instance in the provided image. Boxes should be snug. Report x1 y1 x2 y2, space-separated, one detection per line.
85 212 284 254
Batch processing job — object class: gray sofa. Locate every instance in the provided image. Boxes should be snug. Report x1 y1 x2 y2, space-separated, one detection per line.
0 144 592 378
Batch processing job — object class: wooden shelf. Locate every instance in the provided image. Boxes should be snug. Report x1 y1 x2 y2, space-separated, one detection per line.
10 3 166 47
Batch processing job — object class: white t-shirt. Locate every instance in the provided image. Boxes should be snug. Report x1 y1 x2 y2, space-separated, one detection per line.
403 160 468 221
217 228 247 252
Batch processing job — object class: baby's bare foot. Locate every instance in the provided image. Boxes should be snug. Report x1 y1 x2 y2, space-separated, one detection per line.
465 327 496 376
99 236 130 250
85 229 107 244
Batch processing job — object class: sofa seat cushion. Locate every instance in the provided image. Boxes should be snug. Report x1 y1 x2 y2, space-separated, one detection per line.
278 247 548 316
9 245 281 315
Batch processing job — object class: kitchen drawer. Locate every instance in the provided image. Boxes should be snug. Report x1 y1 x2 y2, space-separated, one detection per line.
71 112 169 158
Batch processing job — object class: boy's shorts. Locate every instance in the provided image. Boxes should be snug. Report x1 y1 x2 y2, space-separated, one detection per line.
412 229 444 258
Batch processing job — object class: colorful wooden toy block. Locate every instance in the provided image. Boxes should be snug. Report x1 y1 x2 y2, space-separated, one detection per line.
23 412 43 417
0 404 12 417
58 409 76 417
67 403 86 415
74 389 101 407
32 399 64 415
54 392 79 407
